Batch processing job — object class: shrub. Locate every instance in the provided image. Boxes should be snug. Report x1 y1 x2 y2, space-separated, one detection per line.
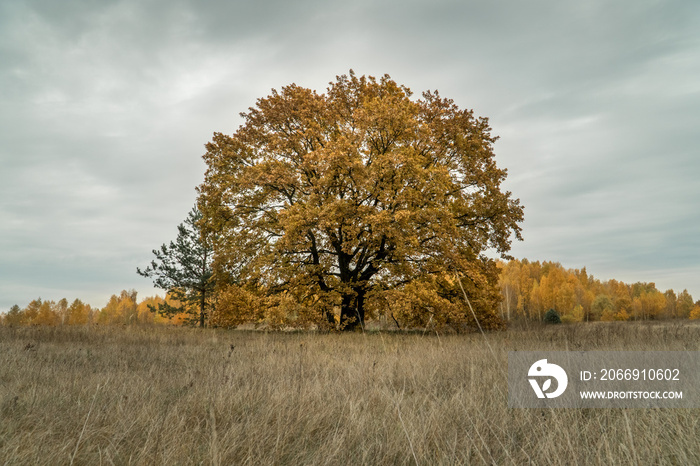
543 308 562 324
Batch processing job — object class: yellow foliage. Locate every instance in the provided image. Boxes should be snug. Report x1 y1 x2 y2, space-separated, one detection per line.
198 71 522 331
66 299 92 325
98 290 138 325
375 271 505 331
497 259 692 323
210 285 263 328
34 301 61 326
689 305 700 320
570 304 585 322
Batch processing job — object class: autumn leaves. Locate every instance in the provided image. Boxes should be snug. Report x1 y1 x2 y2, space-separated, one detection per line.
197 72 523 330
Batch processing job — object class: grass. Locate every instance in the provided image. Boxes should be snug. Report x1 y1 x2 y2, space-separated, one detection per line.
1 322 700 464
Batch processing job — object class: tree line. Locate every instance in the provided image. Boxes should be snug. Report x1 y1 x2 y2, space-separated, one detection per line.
4 259 698 327
498 259 700 322
0 290 190 327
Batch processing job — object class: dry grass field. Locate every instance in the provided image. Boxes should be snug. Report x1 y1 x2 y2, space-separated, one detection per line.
2 322 700 465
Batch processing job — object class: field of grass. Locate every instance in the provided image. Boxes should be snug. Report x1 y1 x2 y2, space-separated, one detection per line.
2 322 700 465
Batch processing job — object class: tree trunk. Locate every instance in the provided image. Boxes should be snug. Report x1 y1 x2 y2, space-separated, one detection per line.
339 288 365 331
339 294 356 331
199 292 206 328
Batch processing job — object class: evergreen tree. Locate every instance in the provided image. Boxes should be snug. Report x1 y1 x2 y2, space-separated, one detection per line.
138 206 215 327
3 305 23 326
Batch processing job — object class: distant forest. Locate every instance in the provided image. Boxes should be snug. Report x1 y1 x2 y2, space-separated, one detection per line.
3 259 699 327
497 259 700 322
1 291 186 327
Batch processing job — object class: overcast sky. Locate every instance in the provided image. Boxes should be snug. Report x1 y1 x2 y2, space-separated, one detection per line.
1 0 699 310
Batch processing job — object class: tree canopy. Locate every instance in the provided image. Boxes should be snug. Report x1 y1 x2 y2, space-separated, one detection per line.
198 71 524 330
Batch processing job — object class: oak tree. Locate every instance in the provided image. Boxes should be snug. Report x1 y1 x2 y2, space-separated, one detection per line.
199 72 523 330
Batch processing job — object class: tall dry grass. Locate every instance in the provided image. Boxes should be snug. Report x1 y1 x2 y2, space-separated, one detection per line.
1 322 700 465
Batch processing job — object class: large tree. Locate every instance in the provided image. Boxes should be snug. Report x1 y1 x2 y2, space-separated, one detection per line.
137 206 215 327
199 71 523 330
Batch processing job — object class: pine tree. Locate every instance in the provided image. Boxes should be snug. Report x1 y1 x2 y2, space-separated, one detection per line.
138 206 215 327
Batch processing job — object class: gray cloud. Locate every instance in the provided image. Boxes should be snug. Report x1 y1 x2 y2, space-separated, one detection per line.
2 0 699 309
